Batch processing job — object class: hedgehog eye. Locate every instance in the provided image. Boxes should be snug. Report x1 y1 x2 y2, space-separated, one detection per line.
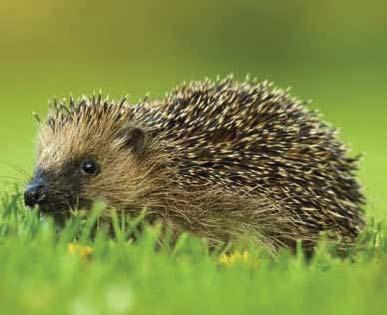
80 159 100 176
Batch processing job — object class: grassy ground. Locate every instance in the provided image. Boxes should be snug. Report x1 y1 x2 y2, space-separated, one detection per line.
0 64 386 315
0 188 386 315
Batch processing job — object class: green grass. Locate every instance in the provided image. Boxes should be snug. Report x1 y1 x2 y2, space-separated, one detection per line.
0 188 386 315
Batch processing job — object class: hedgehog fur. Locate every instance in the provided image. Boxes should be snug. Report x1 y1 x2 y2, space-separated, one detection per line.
27 76 365 254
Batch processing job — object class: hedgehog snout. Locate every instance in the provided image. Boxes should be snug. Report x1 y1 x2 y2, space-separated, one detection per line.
24 177 48 208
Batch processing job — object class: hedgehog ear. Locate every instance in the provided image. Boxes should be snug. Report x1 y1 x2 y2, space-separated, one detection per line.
119 126 147 157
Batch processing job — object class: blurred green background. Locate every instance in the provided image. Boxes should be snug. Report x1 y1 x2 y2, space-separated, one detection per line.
1 0 386 217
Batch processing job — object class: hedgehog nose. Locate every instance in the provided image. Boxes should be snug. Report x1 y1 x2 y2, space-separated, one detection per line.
24 183 47 208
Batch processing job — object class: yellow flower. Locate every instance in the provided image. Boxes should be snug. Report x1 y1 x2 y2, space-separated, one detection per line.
218 250 259 268
67 243 94 260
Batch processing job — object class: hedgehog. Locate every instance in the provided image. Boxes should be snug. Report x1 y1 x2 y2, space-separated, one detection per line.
24 77 365 254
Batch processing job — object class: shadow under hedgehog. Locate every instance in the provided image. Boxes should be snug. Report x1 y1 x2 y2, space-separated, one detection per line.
25 77 365 254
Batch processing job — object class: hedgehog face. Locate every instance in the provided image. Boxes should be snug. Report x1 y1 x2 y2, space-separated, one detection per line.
25 159 97 213
25 102 150 215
